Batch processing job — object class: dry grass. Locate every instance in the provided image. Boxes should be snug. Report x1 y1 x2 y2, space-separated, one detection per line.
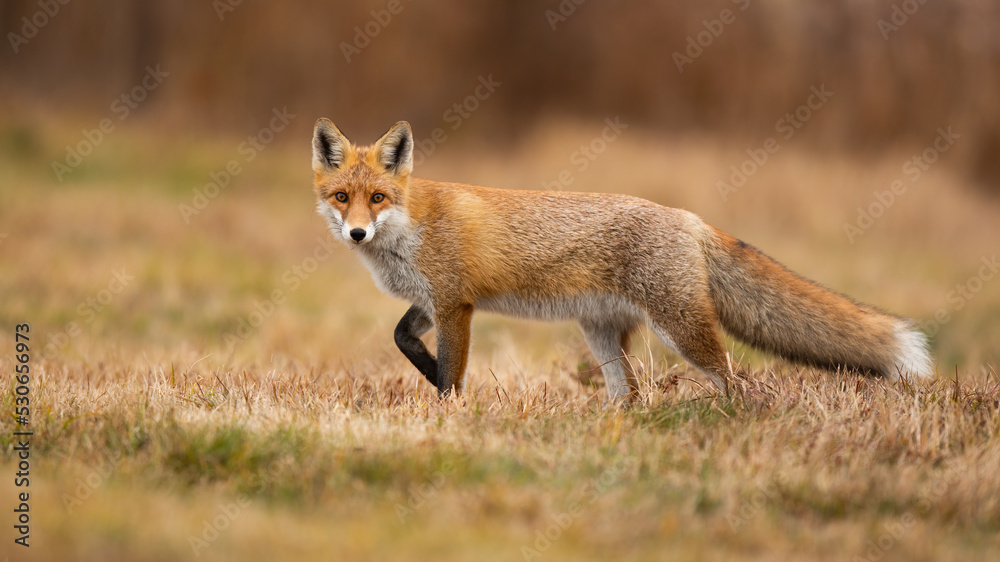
0 121 999 560
1 355 999 561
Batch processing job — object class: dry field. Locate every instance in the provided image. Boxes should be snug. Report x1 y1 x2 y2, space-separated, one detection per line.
1 119 999 560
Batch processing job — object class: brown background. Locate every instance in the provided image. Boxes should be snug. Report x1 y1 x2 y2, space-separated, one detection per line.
3 0 999 187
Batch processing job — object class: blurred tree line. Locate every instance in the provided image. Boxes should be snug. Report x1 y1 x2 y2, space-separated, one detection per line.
2 0 998 187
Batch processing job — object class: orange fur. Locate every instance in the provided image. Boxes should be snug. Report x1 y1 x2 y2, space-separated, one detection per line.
312 119 934 401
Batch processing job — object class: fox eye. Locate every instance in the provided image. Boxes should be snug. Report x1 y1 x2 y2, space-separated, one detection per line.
371 193 385 204
334 192 348 203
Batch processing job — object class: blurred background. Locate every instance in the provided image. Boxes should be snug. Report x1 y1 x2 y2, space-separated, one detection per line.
1 0 998 370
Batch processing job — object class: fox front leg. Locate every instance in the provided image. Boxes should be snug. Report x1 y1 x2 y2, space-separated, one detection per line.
433 303 474 397
394 305 438 388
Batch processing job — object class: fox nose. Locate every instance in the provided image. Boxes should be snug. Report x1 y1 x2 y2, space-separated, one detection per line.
349 228 367 242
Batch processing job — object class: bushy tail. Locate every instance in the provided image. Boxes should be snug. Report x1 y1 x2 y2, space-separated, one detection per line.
701 227 933 380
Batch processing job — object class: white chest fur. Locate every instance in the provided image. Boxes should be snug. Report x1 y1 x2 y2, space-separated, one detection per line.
318 201 433 311
358 240 432 309
356 211 433 310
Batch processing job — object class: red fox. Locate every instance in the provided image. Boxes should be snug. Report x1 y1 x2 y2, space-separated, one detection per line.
311 119 933 402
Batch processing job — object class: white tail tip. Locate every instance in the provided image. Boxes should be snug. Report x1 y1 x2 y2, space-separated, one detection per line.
890 321 934 380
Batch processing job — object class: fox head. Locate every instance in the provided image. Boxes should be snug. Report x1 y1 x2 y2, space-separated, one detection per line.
311 119 414 246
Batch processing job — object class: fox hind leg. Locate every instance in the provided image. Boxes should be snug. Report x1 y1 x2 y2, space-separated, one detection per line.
645 299 733 394
579 321 640 405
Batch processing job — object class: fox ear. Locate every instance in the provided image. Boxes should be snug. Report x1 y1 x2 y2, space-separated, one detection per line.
312 118 349 173
374 121 413 176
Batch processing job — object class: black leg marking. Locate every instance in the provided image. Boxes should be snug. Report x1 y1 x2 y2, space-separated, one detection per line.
394 305 438 387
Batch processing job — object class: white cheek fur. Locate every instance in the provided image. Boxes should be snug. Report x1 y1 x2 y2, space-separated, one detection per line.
374 208 409 232
317 201 342 227
318 201 410 245
317 202 347 240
